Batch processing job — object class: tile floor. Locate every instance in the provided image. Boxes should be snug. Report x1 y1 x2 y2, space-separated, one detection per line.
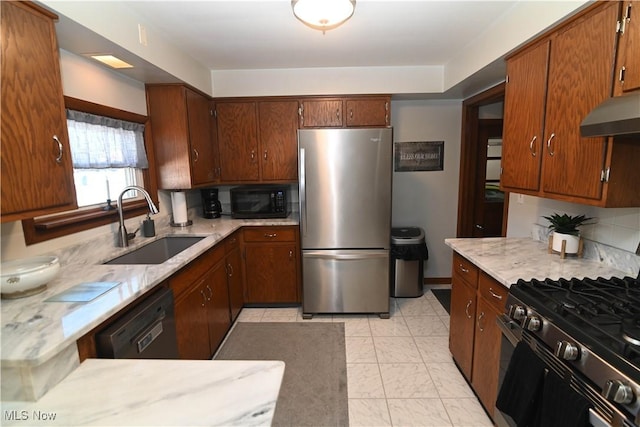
234 285 493 427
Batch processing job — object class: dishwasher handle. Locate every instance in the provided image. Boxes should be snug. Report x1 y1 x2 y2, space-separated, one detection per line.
135 316 166 354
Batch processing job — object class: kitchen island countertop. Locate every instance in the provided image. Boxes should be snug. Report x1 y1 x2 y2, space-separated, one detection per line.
1 359 285 426
445 237 633 288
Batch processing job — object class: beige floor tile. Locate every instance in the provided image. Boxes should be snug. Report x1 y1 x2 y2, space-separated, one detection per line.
414 336 453 363
405 315 449 337
379 363 439 398
373 336 423 363
349 398 392 427
442 398 493 426
427 363 475 399
370 316 412 337
346 336 378 363
387 398 452 427
335 315 373 336
347 363 385 398
396 297 437 316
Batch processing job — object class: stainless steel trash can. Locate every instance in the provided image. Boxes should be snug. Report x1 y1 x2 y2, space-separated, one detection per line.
390 227 428 298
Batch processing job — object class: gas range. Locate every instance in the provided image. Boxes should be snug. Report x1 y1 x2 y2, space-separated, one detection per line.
507 275 640 427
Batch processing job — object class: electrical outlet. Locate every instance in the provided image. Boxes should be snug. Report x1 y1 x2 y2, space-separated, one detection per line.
517 194 524 204
138 24 148 46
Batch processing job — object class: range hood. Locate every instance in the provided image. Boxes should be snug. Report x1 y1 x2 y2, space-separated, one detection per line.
580 91 640 137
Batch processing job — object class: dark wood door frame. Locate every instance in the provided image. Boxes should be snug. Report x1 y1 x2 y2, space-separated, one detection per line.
457 82 507 238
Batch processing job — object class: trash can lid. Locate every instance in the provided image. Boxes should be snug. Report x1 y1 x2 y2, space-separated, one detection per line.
391 227 425 244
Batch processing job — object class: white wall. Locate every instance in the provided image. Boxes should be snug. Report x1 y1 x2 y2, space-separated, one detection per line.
390 100 462 279
507 194 640 254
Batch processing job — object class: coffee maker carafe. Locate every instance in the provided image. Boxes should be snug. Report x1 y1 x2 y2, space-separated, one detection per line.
201 188 222 218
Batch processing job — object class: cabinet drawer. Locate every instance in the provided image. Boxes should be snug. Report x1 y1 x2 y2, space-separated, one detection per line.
452 252 479 289
243 226 296 242
169 244 225 298
478 271 508 312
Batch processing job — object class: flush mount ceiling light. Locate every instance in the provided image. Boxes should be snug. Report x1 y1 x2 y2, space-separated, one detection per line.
88 54 133 69
292 0 356 33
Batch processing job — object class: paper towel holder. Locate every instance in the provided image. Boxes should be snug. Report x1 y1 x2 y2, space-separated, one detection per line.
170 190 192 227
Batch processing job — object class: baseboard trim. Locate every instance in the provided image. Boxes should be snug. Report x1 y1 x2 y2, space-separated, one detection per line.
423 277 452 285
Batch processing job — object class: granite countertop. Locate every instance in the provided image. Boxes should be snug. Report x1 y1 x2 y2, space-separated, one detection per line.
1 359 285 426
1 215 297 403
445 237 633 288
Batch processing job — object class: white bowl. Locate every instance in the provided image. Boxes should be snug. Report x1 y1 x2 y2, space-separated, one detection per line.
1 256 60 299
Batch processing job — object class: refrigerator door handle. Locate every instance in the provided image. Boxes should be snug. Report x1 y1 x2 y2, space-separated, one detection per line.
299 147 307 237
304 251 388 260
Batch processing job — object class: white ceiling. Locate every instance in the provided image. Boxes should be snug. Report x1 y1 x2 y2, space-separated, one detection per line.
47 0 587 98
124 0 517 71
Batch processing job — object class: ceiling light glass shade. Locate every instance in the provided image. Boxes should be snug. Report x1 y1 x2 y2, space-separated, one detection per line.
292 0 356 32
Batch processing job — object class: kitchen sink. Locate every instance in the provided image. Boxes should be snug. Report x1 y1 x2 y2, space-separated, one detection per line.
104 236 205 265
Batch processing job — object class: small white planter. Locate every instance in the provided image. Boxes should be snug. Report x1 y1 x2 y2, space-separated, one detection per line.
551 232 581 254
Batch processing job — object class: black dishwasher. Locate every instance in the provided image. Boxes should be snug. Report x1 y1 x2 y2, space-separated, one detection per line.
96 287 179 359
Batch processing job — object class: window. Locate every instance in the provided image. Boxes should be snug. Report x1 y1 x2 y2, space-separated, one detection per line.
22 97 158 245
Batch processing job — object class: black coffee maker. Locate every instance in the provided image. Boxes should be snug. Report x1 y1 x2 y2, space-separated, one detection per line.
201 188 222 218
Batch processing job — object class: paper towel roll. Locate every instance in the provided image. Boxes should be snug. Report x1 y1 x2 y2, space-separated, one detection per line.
171 191 189 225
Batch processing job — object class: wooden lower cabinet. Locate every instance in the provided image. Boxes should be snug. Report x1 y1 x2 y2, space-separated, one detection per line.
171 245 231 359
224 232 244 321
242 226 301 304
449 252 508 419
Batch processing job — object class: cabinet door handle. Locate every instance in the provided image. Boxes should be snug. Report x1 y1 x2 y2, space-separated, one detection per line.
264 150 268 160
488 288 503 300
200 289 207 307
459 264 469 273
546 133 556 156
478 311 486 332
264 233 277 238
336 109 340 119
250 150 255 160
192 148 199 162
529 136 537 157
53 135 63 163
289 250 293 259
227 263 234 277
465 300 473 319
350 109 353 119
206 285 213 300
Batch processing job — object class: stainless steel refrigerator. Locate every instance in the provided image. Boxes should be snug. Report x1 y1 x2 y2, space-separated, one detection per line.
298 128 393 319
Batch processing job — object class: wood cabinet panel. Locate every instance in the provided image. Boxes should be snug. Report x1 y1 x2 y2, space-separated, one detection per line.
245 243 299 303
345 98 390 127
542 2 618 200
216 102 260 182
243 226 297 242
174 281 210 360
471 295 503 418
300 99 343 127
449 277 477 379
225 233 244 321
258 101 299 181
1 1 77 222
205 264 231 353
478 271 508 313
501 41 549 192
147 85 217 189
451 252 479 289
616 1 640 94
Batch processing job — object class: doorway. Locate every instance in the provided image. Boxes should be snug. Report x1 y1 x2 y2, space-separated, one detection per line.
457 83 508 238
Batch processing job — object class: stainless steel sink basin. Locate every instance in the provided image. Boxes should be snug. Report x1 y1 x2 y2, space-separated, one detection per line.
104 236 205 265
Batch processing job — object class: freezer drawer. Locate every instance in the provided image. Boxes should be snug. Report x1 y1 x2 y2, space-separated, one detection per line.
302 249 390 318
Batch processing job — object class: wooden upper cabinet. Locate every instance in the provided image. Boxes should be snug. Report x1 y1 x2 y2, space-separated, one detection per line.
615 1 640 94
541 2 618 200
299 99 343 127
500 41 549 192
216 101 260 182
216 100 298 183
258 100 299 181
345 98 390 127
501 2 639 207
299 96 391 128
1 1 77 222
146 85 217 189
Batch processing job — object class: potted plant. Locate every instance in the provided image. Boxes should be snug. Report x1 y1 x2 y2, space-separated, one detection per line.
543 213 593 254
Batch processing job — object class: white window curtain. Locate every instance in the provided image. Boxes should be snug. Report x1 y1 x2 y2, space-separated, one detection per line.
66 109 149 169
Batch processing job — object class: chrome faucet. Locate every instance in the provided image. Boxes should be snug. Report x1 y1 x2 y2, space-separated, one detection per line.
116 185 159 247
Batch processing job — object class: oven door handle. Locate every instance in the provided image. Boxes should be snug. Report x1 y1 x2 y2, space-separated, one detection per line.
497 314 521 347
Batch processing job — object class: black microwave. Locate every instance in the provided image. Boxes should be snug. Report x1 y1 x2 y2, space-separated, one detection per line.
230 186 290 219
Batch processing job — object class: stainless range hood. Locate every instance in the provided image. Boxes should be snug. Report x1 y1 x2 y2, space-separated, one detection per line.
580 91 640 137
